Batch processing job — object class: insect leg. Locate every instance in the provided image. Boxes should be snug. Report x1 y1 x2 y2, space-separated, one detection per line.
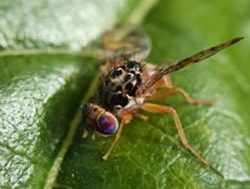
134 113 148 121
102 112 133 160
148 87 215 105
152 75 173 89
141 102 209 166
82 127 88 138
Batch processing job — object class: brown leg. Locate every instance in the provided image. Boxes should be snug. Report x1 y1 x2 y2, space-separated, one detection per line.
141 102 209 166
102 113 133 160
153 75 173 88
148 87 215 105
134 113 148 121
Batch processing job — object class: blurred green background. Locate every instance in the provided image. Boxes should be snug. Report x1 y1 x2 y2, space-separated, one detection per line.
0 0 249 188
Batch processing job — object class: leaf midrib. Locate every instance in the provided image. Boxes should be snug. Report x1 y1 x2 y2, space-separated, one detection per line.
43 72 100 189
42 0 160 188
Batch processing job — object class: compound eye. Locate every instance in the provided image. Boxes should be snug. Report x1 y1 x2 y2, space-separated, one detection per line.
97 112 119 135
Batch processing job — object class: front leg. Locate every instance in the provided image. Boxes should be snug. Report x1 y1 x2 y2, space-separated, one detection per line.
141 102 209 166
102 112 133 160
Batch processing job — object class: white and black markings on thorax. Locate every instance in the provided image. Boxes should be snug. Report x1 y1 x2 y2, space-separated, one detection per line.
98 60 143 112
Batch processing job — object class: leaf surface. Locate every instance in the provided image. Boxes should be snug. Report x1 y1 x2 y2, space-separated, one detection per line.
0 0 139 188
56 1 250 189
1 0 250 189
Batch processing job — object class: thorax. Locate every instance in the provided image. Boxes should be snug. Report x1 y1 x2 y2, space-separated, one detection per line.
98 60 145 114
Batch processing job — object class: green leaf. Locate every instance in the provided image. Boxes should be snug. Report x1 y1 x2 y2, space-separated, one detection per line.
1 1 250 189
0 0 141 188
56 1 250 189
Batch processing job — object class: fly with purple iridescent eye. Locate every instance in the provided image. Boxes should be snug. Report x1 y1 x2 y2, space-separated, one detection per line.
81 26 243 165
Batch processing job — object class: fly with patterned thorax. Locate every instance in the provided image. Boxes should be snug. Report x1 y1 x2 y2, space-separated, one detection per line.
80 27 243 166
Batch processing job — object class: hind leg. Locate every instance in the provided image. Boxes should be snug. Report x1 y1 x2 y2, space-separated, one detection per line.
148 76 215 105
141 102 209 166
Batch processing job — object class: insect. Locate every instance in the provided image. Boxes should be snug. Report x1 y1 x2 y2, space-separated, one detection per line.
81 26 243 166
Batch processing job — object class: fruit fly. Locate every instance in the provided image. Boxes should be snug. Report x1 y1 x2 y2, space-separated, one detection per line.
81 26 243 166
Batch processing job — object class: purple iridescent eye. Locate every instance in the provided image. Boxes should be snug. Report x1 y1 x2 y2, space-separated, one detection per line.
97 112 119 135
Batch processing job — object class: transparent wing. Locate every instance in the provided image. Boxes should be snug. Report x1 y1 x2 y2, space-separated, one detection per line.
100 25 151 61
98 25 152 77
